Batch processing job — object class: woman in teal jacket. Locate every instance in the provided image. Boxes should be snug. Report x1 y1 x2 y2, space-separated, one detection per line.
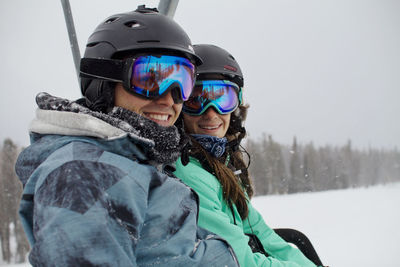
174 44 321 267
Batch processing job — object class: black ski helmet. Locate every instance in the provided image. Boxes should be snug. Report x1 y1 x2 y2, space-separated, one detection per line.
193 44 243 88
80 5 201 112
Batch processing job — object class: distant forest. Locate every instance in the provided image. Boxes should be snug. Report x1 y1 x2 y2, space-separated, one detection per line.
0 139 29 263
1 136 400 263
246 134 400 196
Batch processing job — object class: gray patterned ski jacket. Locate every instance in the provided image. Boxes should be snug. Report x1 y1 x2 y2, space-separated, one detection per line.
15 93 238 267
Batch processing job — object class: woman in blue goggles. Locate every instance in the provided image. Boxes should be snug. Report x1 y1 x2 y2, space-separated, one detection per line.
174 44 320 267
182 77 242 138
183 79 242 116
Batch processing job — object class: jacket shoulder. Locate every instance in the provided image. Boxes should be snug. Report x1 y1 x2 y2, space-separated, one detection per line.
174 157 221 195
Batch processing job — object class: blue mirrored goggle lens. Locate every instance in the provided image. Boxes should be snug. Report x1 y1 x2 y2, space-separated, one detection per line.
183 80 240 115
129 55 195 101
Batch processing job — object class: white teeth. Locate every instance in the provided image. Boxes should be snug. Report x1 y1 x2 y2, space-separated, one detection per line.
201 125 219 130
147 114 169 121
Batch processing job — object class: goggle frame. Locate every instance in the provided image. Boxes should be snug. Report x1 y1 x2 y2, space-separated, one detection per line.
182 79 242 116
80 54 196 103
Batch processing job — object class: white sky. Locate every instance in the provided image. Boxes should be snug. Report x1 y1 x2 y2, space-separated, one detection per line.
0 0 399 149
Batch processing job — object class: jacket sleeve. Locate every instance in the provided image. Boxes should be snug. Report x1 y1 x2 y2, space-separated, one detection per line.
244 202 318 267
174 159 317 267
28 158 145 267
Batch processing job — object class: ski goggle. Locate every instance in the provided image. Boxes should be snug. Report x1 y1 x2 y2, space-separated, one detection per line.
80 55 196 102
182 80 242 115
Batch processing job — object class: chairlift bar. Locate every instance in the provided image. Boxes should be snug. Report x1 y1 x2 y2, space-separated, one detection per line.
158 0 180 18
60 0 81 81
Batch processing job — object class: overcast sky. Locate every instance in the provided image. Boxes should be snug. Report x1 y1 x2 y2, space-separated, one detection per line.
1 0 399 149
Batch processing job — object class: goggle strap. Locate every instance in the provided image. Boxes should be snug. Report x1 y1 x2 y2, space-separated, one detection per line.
238 89 243 105
80 58 126 82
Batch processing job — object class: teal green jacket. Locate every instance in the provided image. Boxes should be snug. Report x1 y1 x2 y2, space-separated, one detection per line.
174 157 317 267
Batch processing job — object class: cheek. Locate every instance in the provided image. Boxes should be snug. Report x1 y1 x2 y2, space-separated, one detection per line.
183 115 198 134
114 85 148 113
175 104 183 114
223 115 231 127
170 104 183 124
224 118 230 128
221 115 231 135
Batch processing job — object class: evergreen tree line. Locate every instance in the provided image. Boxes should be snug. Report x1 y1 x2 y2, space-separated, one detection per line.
0 139 29 263
246 134 400 196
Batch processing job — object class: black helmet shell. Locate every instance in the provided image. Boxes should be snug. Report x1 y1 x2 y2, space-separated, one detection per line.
193 44 243 87
84 6 201 64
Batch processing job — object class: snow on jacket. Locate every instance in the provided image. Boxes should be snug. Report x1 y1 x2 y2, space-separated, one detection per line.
174 156 318 267
15 93 238 267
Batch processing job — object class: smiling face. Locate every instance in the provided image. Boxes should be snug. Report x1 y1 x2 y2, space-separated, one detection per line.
114 83 182 127
183 107 231 138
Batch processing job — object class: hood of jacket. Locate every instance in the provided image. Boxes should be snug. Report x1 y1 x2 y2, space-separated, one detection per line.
16 92 188 187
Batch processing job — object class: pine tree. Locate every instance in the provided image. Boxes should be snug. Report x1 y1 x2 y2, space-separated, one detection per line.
0 140 11 263
303 142 317 192
265 135 287 194
316 145 335 190
246 138 268 196
261 134 274 195
288 137 304 193
0 139 29 263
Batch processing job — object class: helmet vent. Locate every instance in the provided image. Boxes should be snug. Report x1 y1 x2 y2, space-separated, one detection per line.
86 42 99 48
104 17 119 24
125 21 142 28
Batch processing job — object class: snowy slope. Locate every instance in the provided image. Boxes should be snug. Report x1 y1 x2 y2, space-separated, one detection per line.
2 183 399 267
252 182 400 267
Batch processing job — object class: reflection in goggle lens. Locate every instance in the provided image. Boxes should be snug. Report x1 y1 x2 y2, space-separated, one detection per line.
129 55 195 101
183 80 240 115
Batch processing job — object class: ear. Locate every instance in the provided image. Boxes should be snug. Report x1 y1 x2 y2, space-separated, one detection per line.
82 78 115 112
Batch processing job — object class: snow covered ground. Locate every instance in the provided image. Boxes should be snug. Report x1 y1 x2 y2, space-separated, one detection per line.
252 182 400 267
1 182 399 267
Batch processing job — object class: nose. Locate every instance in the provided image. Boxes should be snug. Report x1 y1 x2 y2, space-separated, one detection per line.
155 90 175 106
203 107 219 118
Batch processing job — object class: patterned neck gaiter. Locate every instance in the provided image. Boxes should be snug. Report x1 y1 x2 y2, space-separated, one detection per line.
191 134 227 158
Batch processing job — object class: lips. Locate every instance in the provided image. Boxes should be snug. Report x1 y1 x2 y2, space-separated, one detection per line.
199 124 221 130
146 113 169 121
143 112 172 126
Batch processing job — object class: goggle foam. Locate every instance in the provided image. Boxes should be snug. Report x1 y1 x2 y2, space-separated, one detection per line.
182 80 242 115
80 55 196 102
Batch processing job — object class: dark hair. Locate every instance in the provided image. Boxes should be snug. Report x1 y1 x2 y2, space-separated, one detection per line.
186 105 253 219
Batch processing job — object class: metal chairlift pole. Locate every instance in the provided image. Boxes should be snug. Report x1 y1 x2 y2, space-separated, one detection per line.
60 0 81 81
158 0 180 18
